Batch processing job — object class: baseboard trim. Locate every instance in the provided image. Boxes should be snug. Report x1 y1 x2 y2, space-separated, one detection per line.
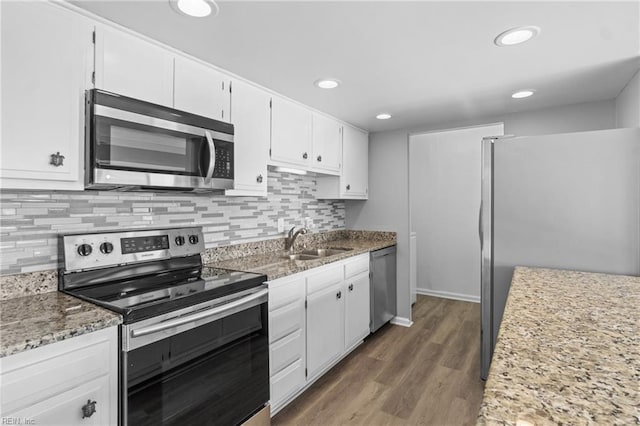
390 316 413 327
415 288 480 304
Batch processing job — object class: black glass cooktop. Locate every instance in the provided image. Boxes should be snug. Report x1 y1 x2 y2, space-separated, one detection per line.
65 266 266 323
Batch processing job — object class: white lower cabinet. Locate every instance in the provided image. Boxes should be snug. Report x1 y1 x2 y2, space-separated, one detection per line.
267 274 306 412
305 265 345 380
268 253 371 415
0 327 118 426
345 272 371 350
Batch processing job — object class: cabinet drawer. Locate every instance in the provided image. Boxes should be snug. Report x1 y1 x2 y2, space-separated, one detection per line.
270 358 304 408
345 254 369 279
269 301 303 343
1 337 111 414
270 329 304 376
268 275 305 311
306 264 343 296
7 374 112 426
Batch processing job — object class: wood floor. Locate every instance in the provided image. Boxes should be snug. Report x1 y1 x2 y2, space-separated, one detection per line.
272 295 484 426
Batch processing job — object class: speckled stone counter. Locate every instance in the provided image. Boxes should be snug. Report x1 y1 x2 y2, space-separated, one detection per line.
0 292 122 358
206 230 396 280
477 267 640 425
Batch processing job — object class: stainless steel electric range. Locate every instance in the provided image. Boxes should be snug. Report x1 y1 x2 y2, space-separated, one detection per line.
59 227 270 426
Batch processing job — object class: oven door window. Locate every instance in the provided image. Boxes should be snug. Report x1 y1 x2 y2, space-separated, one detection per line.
94 117 209 177
126 303 269 426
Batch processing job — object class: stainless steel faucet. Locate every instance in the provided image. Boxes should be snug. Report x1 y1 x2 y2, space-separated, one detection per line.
284 226 308 252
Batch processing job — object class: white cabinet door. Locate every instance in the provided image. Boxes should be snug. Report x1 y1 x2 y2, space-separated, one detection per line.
9 375 112 426
95 25 173 107
341 125 369 198
345 272 371 349
174 56 230 122
311 112 342 175
1 327 118 426
270 96 312 168
306 283 344 380
0 1 93 190
226 80 270 196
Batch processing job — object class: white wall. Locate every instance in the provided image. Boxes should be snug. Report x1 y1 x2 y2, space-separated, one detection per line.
346 99 617 317
345 131 411 323
410 124 504 303
615 69 640 128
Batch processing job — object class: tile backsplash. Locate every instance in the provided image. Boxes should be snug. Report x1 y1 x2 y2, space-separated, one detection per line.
0 170 345 275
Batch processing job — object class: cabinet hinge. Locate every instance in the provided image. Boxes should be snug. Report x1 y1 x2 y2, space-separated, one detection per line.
305 368 307 378
269 148 272 156
304 300 307 309
229 81 232 94
222 110 224 119
91 71 95 85
269 98 272 109
92 30 95 44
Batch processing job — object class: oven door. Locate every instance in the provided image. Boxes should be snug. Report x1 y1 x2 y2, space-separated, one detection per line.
88 92 234 191
122 287 269 426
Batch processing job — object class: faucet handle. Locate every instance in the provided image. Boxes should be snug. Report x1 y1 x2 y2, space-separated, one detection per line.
288 226 296 237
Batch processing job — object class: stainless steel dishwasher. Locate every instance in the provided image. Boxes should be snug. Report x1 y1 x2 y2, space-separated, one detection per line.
370 245 397 332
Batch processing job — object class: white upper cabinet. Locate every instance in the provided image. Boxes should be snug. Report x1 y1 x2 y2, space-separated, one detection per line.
341 125 369 198
0 1 93 190
174 56 230 122
95 25 174 107
270 96 312 169
311 113 342 175
226 80 270 196
316 125 369 200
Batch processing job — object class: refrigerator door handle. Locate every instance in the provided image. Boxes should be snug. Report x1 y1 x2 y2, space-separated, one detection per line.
478 202 483 245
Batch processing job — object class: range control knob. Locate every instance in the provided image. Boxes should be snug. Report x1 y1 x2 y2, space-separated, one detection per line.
175 236 186 246
77 244 92 257
188 235 199 245
100 242 114 254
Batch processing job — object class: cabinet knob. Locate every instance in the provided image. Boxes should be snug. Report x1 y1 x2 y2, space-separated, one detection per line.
50 152 65 167
336 291 342 299
81 400 97 419
302 152 308 160
317 155 322 162
256 174 263 183
346 184 351 191
349 284 354 291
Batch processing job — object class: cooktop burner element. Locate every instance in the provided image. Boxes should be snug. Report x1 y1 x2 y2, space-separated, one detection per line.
58 227 266 323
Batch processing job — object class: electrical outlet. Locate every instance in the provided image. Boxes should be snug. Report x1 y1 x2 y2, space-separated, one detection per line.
277 218 285 233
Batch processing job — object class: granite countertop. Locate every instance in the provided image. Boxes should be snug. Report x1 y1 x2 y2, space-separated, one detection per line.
208 237 396 280
477 267 640 425
0 292 122 358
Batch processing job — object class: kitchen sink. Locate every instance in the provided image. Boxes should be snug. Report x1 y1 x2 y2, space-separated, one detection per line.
280 254 320 261
300 248 353 257
280 247 354 261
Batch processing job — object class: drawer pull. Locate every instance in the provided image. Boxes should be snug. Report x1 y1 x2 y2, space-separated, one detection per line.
81 399 97 418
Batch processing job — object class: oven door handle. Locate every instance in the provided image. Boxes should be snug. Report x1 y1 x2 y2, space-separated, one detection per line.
130 288 268 338
204 130 215 184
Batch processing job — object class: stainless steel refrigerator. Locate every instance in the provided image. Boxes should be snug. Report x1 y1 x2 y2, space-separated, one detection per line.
480 127 640 380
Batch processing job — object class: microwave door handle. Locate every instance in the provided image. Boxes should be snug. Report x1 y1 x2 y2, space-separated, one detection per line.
204 130 215 184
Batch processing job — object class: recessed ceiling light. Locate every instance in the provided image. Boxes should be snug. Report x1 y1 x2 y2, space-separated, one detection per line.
511 90 535 99
314 79 341 89
494 26 540 47
170 0 219 18
376 113 392 120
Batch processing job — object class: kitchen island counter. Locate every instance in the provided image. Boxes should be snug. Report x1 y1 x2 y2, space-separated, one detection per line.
477 266 640 425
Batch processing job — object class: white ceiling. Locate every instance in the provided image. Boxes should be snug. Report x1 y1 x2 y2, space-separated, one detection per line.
72 1 640 132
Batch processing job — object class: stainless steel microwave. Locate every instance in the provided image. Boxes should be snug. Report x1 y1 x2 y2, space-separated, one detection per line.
85 89 234 192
